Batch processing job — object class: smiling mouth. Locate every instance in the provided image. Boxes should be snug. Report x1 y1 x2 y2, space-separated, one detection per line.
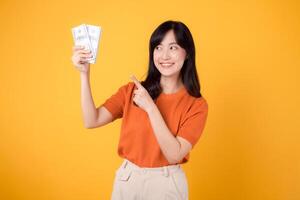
160 63 174 67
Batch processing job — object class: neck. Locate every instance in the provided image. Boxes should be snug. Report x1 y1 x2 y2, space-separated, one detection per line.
160 75 183 94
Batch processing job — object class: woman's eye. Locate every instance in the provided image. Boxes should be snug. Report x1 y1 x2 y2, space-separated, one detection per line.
155 46 162 50
170 46 178 50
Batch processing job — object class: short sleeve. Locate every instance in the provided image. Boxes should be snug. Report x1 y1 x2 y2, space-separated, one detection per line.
177 98 208 148
101 82 129 122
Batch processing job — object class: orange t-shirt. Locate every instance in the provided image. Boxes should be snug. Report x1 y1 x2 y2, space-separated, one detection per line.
101 81 208 167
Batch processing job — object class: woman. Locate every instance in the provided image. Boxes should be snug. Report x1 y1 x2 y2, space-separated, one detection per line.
71 20 208 200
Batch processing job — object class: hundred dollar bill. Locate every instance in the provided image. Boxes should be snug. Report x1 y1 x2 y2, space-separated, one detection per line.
85 24 101 64
71 24 101 64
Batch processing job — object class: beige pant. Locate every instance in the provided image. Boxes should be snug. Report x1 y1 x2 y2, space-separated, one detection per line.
111 159 189 200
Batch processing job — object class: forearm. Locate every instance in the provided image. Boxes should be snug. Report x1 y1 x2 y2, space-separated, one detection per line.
146 105 181 164
80 71 97 128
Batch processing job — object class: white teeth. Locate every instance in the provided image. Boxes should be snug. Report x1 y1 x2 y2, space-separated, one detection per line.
161 63 174 67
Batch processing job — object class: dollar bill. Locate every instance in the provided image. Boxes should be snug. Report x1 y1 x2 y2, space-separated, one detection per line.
71 24 102 64
85 24 101 64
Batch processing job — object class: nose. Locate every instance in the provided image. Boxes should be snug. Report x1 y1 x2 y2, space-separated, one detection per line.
161 49 171 60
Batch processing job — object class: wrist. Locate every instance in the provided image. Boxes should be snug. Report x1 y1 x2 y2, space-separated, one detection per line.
146 103 157 114
80 70 90 77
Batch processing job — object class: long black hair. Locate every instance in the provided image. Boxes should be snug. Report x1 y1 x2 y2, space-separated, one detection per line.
140 20 203 100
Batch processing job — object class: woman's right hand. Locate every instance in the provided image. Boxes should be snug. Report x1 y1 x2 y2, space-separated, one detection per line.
71 46 93 73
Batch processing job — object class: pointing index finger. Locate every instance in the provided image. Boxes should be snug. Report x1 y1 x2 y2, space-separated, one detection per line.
130 75 143 89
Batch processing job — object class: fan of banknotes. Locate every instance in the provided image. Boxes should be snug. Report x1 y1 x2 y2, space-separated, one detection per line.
71 24 102 64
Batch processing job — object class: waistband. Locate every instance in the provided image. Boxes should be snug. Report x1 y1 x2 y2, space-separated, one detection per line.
120 159 182 177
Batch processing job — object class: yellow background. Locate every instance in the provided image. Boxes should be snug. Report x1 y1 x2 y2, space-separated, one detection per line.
0 0 299 199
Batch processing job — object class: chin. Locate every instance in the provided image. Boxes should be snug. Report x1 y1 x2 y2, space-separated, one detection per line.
158 69 180 77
